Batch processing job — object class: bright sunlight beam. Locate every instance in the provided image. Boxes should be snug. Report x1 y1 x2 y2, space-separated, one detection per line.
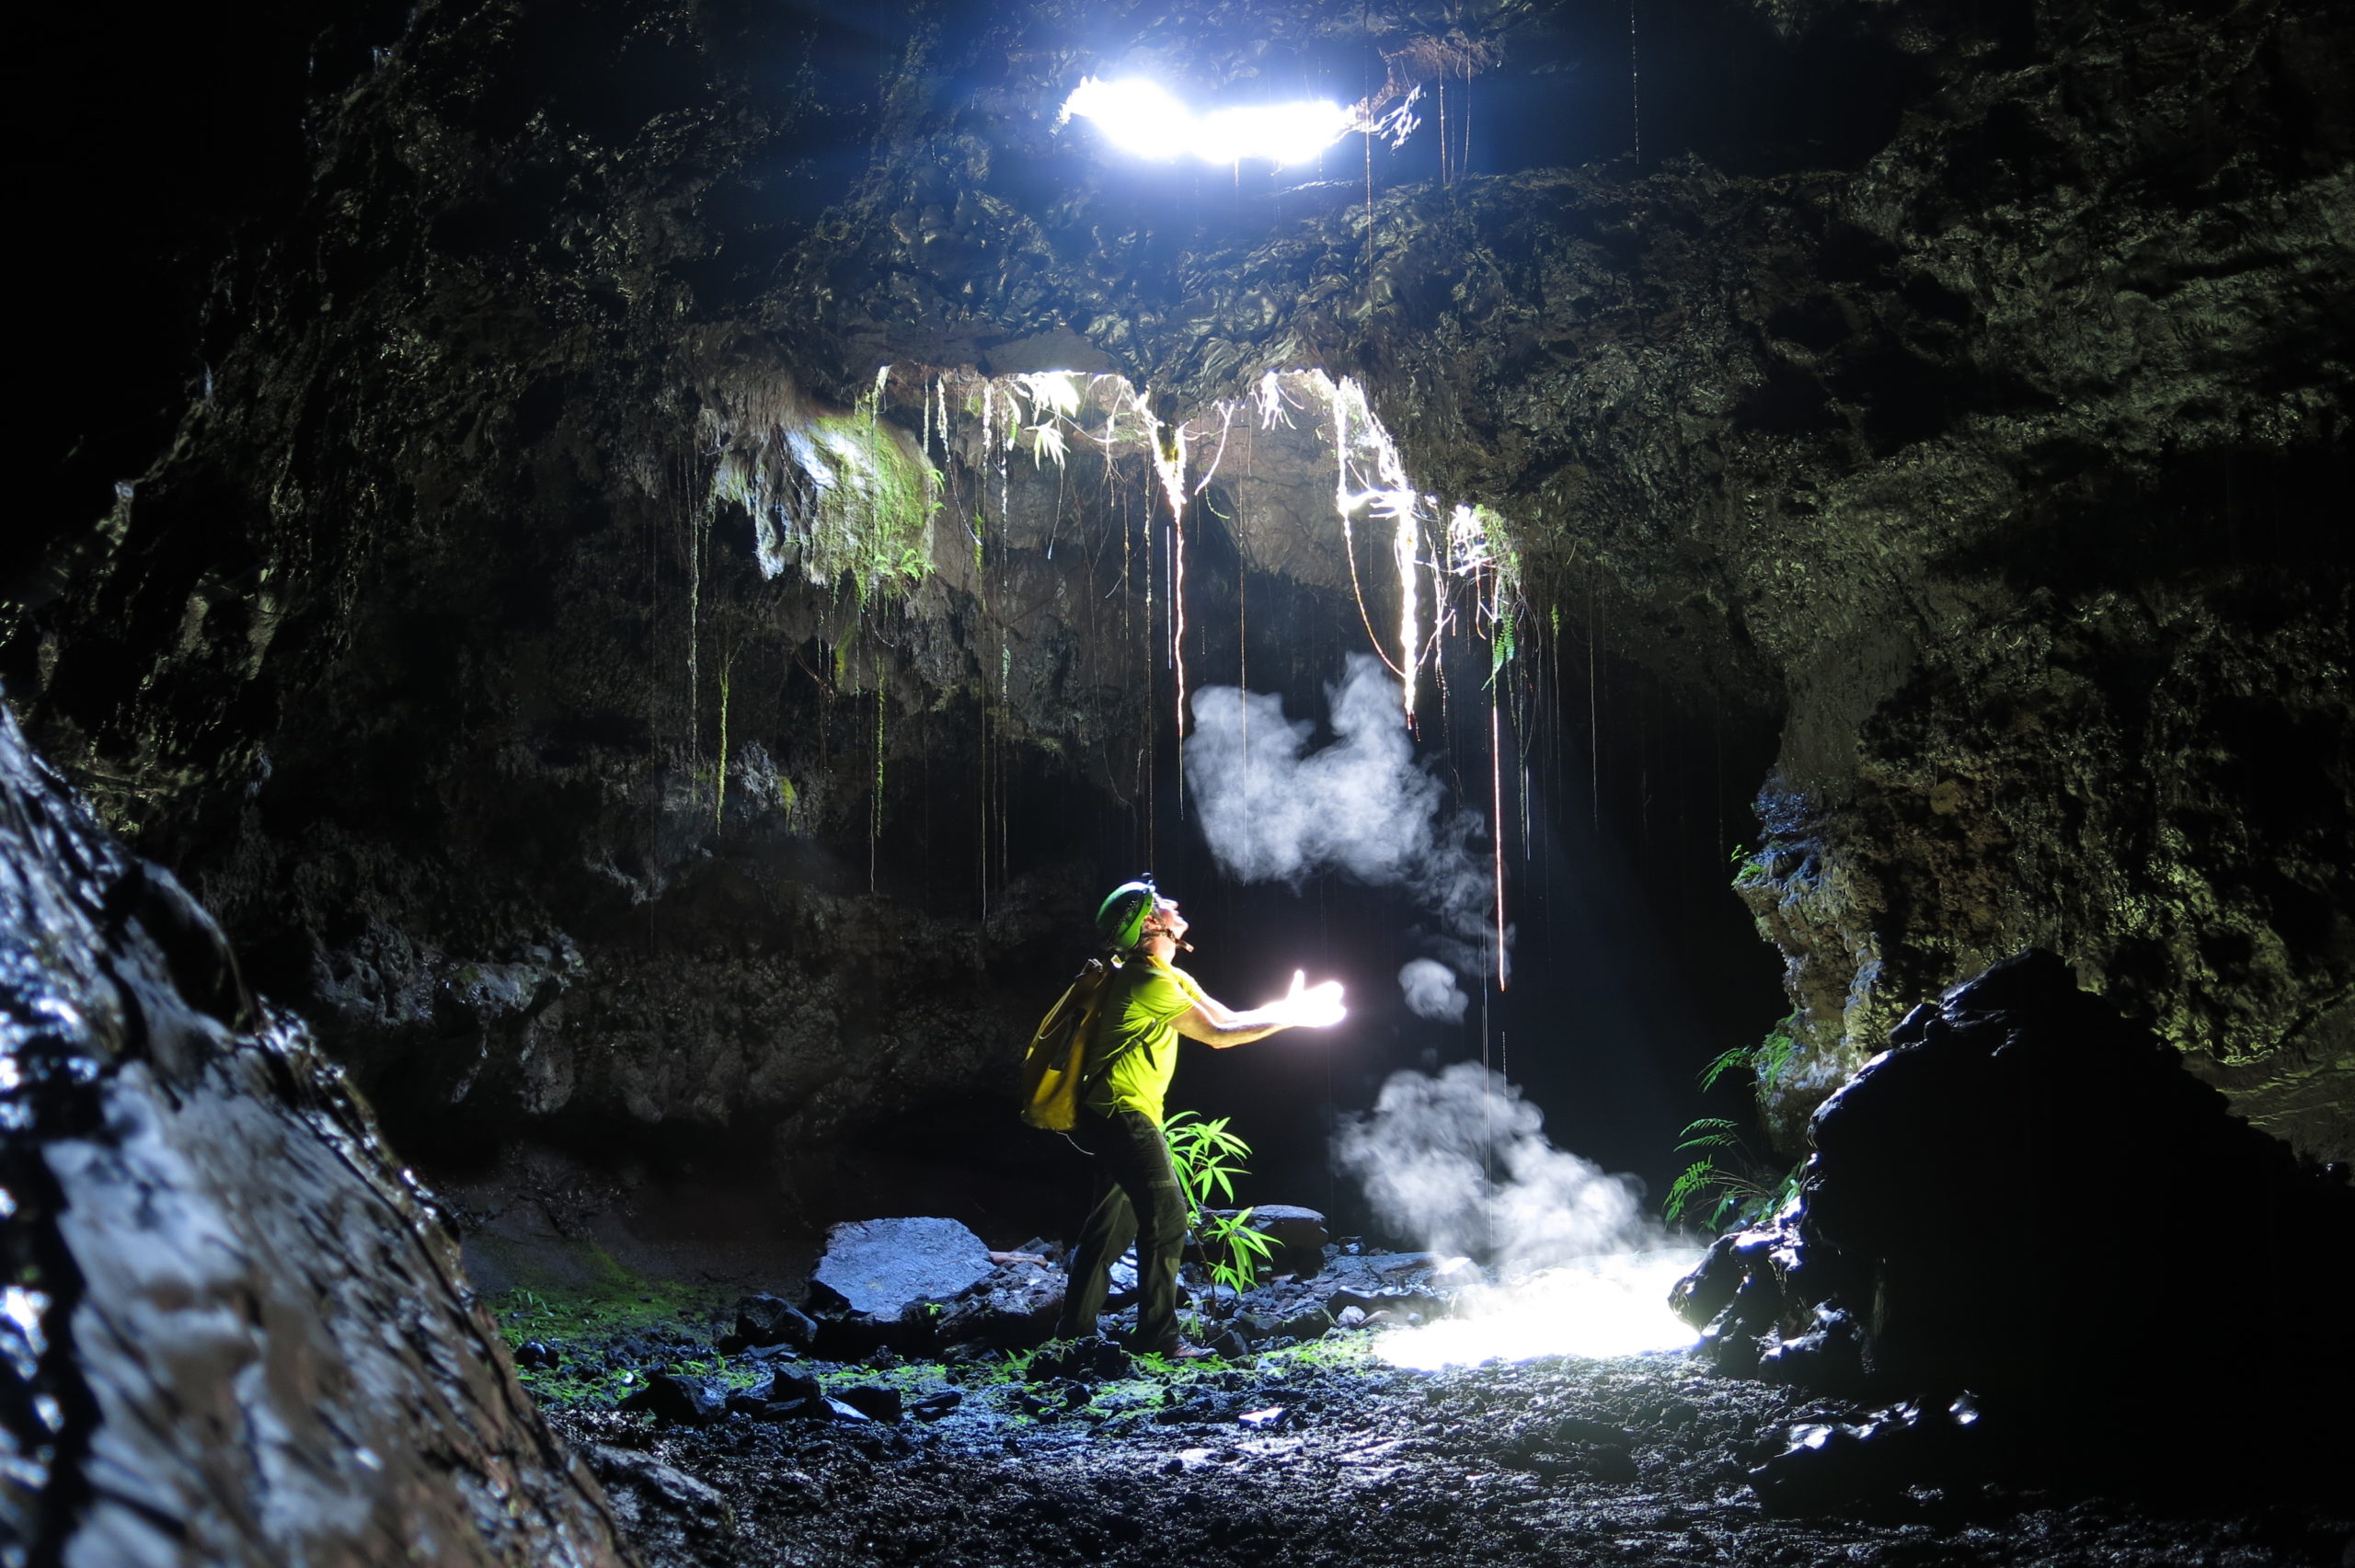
1061 77 1353 168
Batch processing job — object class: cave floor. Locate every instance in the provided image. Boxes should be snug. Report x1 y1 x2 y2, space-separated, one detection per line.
546 1349 2349 1568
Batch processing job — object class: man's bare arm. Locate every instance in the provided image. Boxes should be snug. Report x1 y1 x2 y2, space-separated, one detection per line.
1175 1001 1291 1049
1174 973 1347 1049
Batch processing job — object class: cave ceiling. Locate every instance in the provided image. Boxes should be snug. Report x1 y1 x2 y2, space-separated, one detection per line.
8 0 2351 1170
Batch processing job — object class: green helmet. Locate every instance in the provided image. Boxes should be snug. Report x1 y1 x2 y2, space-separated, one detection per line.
1096 877 1159 950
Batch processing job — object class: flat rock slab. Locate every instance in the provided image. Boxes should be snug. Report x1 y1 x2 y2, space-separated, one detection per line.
810 1217 994 1322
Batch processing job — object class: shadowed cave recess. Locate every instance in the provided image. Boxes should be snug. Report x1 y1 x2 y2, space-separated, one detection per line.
7 0 2354 1562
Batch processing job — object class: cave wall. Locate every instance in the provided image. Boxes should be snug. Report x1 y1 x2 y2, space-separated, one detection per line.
0 704 636 1564
7 0 2351 1172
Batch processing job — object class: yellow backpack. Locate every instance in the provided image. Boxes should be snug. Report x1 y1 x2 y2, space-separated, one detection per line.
1019 957 1119 1131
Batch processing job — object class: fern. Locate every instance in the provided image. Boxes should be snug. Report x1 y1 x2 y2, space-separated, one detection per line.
1696 1013 1800 1092
1162 1112 1272 1332
1661 1161 1722 1229
1663 1116 1800 1234
1696 1047 1753 1092
1674 1117 1740 1151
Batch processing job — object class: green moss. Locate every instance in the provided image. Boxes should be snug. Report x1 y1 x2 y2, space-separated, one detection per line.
488 1263 734 1410
1085 1376 1168 1415
1258 1334 1381 1375
801 401 940 607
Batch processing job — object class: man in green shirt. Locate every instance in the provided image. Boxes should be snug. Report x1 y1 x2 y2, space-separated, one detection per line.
1054 879 1346 1356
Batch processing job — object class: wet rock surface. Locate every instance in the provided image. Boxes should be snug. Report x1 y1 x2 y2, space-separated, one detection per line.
1672 949 2355 1497
0 700 635 1564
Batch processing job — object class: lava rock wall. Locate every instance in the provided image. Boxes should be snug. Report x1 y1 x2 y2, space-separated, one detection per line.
0 699 636 1565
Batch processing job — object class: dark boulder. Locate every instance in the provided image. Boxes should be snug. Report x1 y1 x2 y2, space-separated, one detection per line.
1026 1336 1134 1383
1240 1204 1331 1276
751 1368 826 1407
1747 1397 1992 1516
1672 949 2355 1491
618 1374 728 1426
833 1385 904 1423
581 1445 734 1562
729 1292 818 1352
1327 1287 1451 1325
1277 1305 1336 1343
725 1368 880 1424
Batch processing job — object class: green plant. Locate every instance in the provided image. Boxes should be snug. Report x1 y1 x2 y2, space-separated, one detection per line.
1160 1112 1279 1329
1198 1210 1277 1304
1662 1118 1802 1233
1673 1013 1806 1232
1697 1013 1799 1093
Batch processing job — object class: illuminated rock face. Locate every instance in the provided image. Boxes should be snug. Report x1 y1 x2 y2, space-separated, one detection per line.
11 0 2352 1173
0 705 635 1566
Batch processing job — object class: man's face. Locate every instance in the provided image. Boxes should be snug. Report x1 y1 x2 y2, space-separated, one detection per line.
1147 898 1188 943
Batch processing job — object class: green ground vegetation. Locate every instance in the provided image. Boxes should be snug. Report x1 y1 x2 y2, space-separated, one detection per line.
489 1270 740 1407
801 403 938 606
490 1263 1384 1420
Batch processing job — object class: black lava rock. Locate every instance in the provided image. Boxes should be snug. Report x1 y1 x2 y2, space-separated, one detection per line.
1749 1397 1990 1516
1026 1336 1134 1383
733 1293 819 1351
618 1373 729 1426
1671 949 2355 1492
834 1385 904 1423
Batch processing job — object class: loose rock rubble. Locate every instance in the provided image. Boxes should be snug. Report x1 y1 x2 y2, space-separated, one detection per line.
552 1347 2353 1568
508 1188 2349 1568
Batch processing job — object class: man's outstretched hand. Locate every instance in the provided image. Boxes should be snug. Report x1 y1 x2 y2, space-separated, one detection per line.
1274 969 1347 1028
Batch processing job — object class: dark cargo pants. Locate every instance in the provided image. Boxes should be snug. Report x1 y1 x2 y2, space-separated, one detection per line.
1054 1105 1188 1351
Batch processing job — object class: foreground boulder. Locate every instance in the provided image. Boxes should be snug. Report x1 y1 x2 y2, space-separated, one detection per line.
805 1216 996 1353
0 704 636 1566
1672 949 2355 1495
809 1217 995 1320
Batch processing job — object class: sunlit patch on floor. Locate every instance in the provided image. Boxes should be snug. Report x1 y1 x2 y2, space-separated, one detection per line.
1373 1250 1703 1368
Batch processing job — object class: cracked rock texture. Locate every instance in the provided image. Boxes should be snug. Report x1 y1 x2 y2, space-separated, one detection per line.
8 0 2352 1173
0 702 636 1564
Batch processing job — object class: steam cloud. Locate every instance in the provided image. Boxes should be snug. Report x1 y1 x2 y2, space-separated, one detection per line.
1397 958 1469 1024
1184 654 1503 1014
1333 1063 1654 1276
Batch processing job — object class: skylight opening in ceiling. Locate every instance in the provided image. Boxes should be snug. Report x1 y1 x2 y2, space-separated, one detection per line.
1059 76 1355 168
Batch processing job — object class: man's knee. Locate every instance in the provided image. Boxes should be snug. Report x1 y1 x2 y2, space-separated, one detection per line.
1143 1181 1188 1246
